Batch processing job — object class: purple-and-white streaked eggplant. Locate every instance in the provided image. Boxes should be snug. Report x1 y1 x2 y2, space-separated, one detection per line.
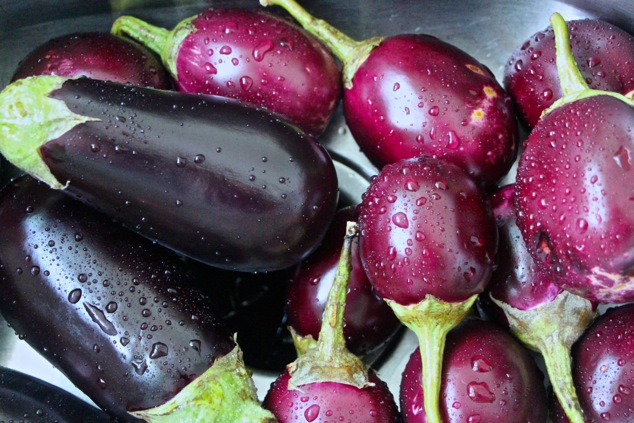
0 176 274 422
11 32 172 89
111 8 341 136
0 366 111 423
0 75 339 273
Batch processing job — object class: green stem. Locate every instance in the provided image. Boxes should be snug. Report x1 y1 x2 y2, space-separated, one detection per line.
129 344 275 422
541 340 585 423
490 290 595 423
387 293 478 423
551 12 589 96
111 15 170 57
259 0 381 88
288 222 370 389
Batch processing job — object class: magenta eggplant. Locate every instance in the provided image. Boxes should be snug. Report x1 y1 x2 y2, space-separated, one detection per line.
260 0 518 188
11 32 171 89
286 206 401 357
112 8 341 136
0 366 111 423
504 18 634 129
400 319 548 422
0 176 259 420
570 304 634 421
358 156 497 306
0 75 339 272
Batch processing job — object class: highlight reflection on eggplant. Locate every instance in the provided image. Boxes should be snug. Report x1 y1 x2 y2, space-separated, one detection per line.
0 176 274 422
0 75 339 273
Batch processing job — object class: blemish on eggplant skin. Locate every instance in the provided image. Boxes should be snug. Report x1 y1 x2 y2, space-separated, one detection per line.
465 64 486 76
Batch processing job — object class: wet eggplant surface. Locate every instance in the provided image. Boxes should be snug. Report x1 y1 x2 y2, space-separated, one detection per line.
0 0 631 414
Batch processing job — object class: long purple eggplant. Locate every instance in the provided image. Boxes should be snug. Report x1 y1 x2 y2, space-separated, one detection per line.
0 366 111 423
0 75 338 272
112 8 341 136
0 176 274 422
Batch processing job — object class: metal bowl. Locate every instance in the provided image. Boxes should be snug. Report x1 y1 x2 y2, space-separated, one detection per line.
0 0 632 414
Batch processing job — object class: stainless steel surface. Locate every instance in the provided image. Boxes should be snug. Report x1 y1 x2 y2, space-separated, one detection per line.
0 0 632 414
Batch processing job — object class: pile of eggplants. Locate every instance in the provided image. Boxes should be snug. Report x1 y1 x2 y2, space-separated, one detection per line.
1 2 634 422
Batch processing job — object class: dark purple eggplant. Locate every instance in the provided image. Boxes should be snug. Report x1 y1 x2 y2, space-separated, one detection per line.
0 176 274 422
0 366 112 423
11 32 171 89
112 8 341 136
0 75 338 272
260 0 518 188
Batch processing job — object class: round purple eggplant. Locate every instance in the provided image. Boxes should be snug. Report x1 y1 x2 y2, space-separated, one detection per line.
11 32 171 89
286 206 401 358
0 176 274 422
504 18 634 130
260 0 518 188
263 222 400 422
358 155 497 423
569 304 634 422
112 8 341 136
514 13 634 304
480 184 595 423
0 75 338 272
0 366 111 423
400 318 548 423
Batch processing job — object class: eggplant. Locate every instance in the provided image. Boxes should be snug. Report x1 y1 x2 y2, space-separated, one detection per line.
0 176 274 422
0 75 339 272
0 365 112 423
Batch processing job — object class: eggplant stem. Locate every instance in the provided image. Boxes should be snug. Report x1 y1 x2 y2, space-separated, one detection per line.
259 0 381 88
489 290 595 423
287 222 370 389
541 340 586 423
550 12 589 96
387 293 478 423
111 16 169 56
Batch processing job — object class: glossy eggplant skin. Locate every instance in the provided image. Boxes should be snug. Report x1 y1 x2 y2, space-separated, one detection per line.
41 77 338 272
0 366 112 423
0 176 235 420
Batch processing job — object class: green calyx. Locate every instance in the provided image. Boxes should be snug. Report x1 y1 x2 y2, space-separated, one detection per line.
387 293 478 423
541 12 634 118
287 222 371 390
259 0 382 89
111 15 195 81
0 75 100 189
490 290 596 423
129 344 275 422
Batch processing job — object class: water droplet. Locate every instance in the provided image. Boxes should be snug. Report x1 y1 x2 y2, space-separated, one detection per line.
30 266 40 276
304 404 320 422
142 308 152 317
613 146 631 171
150 342 168 359
542 89 553 100
587 57 602 68
514 59 523 71
577 218 588 233
90 143 101 152
131 359 148 376
194 154 206 164
105 301 118 313
231 57 239 66
446 130 460 149
253 40 274 61
220 45 232 55
68 289 82 304
176 156 187 167
393 82 400 91
467 381 495 403
120 337 130 346
405 179 420 192
471 355 493 372
190 339 201 352
392 212 409 229
84 302 118 336
93 344 101 353
240 76 253 91
428 106 440 116
203 62 217 75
